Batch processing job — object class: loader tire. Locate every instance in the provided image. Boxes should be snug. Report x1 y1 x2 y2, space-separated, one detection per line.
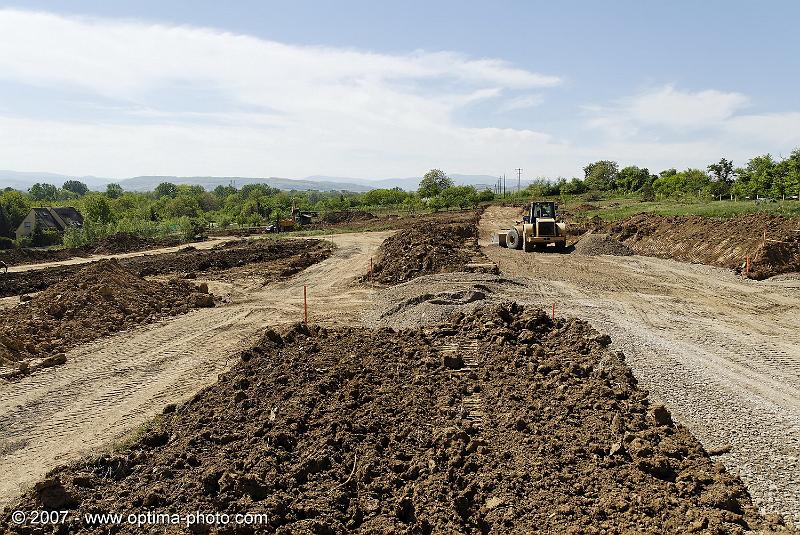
507 228 522 250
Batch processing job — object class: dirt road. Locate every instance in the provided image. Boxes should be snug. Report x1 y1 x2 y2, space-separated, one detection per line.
0 231 390 508
479 206 800 522
4 236 237 274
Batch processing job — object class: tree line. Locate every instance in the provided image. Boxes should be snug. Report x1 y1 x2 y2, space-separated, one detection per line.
545 149 800 201
0 169 495 247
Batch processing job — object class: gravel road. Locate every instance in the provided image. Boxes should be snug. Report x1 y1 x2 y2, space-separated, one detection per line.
484 206 800 522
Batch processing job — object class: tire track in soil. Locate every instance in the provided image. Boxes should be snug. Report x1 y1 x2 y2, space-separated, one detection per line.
479 205 800 523
0 231 392 508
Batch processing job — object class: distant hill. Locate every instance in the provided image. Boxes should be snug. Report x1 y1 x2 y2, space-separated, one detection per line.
116 176 374 192
2 170 512 193
305 174 503 191
0 170 112 191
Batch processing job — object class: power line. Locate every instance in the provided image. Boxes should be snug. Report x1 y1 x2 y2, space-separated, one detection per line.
514 168 522 193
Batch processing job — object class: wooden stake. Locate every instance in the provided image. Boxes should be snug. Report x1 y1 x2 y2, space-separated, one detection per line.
303 285 308 325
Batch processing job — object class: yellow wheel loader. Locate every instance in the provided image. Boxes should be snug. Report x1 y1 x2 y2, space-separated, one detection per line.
495 201 567 252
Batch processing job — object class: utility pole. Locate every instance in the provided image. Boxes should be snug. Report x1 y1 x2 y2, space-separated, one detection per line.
515 168 522 194
503 174 506 198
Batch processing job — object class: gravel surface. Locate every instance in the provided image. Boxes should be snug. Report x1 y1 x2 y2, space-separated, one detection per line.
478 206 800 525
573 232 634 256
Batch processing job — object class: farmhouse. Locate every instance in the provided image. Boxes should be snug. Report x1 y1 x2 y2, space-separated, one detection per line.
15 207 84 240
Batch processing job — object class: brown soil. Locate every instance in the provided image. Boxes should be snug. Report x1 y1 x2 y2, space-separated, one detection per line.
320 210 377 225
573 233 634 256
0 239 333 298
2 303 791 534
369 212 483 284
0 260 213 376
0 234 187 267
602 213 800 279
573 203 599 212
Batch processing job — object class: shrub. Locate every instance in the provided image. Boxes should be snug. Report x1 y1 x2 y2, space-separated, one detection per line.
0 236 16 250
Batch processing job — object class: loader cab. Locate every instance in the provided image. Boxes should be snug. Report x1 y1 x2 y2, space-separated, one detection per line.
523 202 556 223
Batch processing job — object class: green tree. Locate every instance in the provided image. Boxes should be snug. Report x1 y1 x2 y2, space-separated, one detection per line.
616 166 650 192
28 182 58 202
106 183 124 199
418 169 453 198
652 169 710 197
732 154 776 199
0 190 31 231
62 180 89 196
0 204 10 238
640 180 655 202
83 194 114 224
707 158 735 187
154 182 178 199
583 160 619 191
439 185 477 209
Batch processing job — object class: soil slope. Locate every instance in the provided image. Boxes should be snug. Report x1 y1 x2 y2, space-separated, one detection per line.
0 260 212 376
2 304 790 534
369 211 482 284
603 213 800 279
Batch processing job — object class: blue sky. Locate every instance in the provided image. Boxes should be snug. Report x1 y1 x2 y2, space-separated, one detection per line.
0 1 798 180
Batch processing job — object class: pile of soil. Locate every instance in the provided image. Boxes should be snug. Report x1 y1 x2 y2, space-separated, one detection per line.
320 211 377 225
89 233 184 255
369 220 478 284
573 203 599 212
0 233 187 268
603 213 800 279
2 303 791 533
0 239 333 298
0 260 213 377
574 233 634 256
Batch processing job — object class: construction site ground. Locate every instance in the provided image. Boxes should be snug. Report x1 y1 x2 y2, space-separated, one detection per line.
0 206 798 528
476 206 800 522
0 231 391 508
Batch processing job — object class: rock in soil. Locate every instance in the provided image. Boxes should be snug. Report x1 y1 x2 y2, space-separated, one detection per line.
1 303 792 534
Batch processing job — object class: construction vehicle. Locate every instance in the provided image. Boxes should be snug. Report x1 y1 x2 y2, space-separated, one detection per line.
495 201 567 252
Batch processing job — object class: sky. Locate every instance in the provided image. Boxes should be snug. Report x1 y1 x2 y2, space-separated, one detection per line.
0 0 798 181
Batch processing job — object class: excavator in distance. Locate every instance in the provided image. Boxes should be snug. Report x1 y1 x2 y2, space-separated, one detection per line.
495 201 567 252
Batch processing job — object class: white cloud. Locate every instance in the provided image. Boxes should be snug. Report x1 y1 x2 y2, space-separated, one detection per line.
498 94 544 113
627 85 749 128
0 9 566 178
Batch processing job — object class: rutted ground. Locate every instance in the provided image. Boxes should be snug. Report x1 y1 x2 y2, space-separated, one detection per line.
0 231 390 508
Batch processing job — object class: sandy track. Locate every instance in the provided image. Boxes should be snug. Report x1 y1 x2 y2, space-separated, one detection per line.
480 205 800 522
0 231 390 507
5 236 237 273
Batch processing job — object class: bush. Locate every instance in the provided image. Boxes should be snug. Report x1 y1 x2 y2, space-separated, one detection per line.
0 236 16 250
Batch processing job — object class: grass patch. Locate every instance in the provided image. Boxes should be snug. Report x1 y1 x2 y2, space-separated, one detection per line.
570 199 800 222
111 414 165 453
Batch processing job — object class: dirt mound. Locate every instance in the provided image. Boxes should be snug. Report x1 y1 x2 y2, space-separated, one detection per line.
2 303 792 534
0 247 89 267
0 305 778 534
0 239 333 298
369 217 481 284
0 259 213 377
320 210 377 225
0 233 187 268
574 232 634 256
573 203 599 212
89 233 184 255
604 213 800 279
